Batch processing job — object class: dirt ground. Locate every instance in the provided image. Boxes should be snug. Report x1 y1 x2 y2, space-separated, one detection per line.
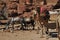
0 29 58 40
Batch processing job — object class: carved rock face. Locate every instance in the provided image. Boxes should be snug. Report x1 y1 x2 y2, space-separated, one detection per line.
9 0 19 3
0 1 6 11
9 2 17 10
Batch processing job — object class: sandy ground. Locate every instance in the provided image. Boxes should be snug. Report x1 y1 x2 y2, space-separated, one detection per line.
0 29 58 40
